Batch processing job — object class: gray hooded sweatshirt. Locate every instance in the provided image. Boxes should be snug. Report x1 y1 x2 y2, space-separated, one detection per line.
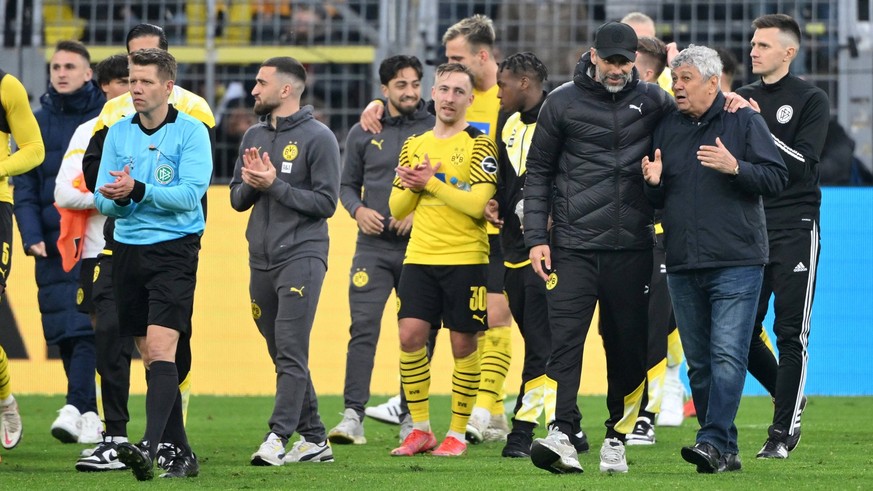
230 105 340 270
340 99 434 249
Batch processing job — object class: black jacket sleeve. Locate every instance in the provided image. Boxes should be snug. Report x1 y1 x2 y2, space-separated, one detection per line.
82 126 108 193
523 94 563 248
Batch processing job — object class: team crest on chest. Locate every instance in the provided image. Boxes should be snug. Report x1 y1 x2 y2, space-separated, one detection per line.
776 105 793 124
451 148 465 166
283 142 299 160
155 164 174 184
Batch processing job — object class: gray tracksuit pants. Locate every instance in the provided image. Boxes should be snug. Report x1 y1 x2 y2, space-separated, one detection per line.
250 257 327 442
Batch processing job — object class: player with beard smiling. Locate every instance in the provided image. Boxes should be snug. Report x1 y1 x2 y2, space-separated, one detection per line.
328 55 435 446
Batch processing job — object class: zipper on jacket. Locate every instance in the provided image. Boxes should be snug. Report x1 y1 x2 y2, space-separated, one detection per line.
612 95 621 249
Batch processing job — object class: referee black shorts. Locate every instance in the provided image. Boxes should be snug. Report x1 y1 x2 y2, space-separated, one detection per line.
113 234 200 337
486 233 505 293
0 202 12 292
397 263 488 334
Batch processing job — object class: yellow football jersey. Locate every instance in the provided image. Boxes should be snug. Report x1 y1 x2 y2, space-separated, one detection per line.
391 126 497 266
93 85 215 134
467 84 500 143
467 83 500 234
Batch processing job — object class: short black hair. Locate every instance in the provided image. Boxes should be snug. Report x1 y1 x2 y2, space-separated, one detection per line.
714 47 739 80
261 57 307 84
498 52 548 84
379 55 423 86
95 54 129 86
752 14 802 47
126 24 169 52
130 48 176 82
55 40 91 63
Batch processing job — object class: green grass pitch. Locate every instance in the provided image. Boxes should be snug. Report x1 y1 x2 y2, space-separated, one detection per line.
2 395 872 489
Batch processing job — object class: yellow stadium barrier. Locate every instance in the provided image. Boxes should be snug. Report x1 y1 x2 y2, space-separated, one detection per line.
7 186 608 396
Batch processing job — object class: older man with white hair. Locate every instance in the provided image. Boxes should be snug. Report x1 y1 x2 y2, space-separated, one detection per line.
642 45 788 474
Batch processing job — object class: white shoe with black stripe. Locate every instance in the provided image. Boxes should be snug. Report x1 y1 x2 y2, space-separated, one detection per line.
364 395 402 425
283 438 334 463
76 437 129 471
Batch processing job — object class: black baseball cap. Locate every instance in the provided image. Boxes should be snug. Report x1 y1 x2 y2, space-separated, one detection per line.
594 22 638 62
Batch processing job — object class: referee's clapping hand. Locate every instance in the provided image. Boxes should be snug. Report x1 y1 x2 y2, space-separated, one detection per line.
99 164 135 200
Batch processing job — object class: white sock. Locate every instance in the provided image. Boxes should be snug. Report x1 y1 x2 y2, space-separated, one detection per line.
0 395 14 406
412 420 431 432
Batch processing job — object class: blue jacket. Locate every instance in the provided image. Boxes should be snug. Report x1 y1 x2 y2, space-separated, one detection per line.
13 80 104 344
644 92 788 273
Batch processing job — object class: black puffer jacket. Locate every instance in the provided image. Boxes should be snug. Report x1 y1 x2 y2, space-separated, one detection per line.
523 53 674 251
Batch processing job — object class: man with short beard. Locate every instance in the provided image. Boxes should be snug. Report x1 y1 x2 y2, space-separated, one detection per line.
231 57 340 467
523 21 674 474
327 55 434 445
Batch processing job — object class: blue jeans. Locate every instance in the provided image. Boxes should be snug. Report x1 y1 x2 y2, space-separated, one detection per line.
667 266 763 455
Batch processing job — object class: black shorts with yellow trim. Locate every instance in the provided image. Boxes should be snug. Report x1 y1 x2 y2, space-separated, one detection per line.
487 234 505 293
0 202 12 292
76 257 98 314
397 263 488 334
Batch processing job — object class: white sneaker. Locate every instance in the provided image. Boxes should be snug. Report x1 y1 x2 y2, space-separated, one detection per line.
364 395 402 425
75 436 128 472
1 397 23 449
251 432 285 466
465 407 490 444
600 437 629 473
530 426 583 474
283 438 334 463
328 408 366 445
625 416 656 446
482 413 509 443
658 376 686 427
51 404 82 443
77 412 104 444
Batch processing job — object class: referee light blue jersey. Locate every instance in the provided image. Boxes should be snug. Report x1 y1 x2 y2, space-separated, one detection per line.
94 106 212 244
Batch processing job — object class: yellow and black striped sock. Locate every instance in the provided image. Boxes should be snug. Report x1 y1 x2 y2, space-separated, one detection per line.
0 345 11 400
479 326 511 416
400 347 431 426
449 350 480 434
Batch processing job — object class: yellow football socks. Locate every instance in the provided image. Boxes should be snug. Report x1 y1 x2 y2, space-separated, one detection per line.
449 350 480 434
479 326 511 416
400 347 431 427
0 345 11 400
